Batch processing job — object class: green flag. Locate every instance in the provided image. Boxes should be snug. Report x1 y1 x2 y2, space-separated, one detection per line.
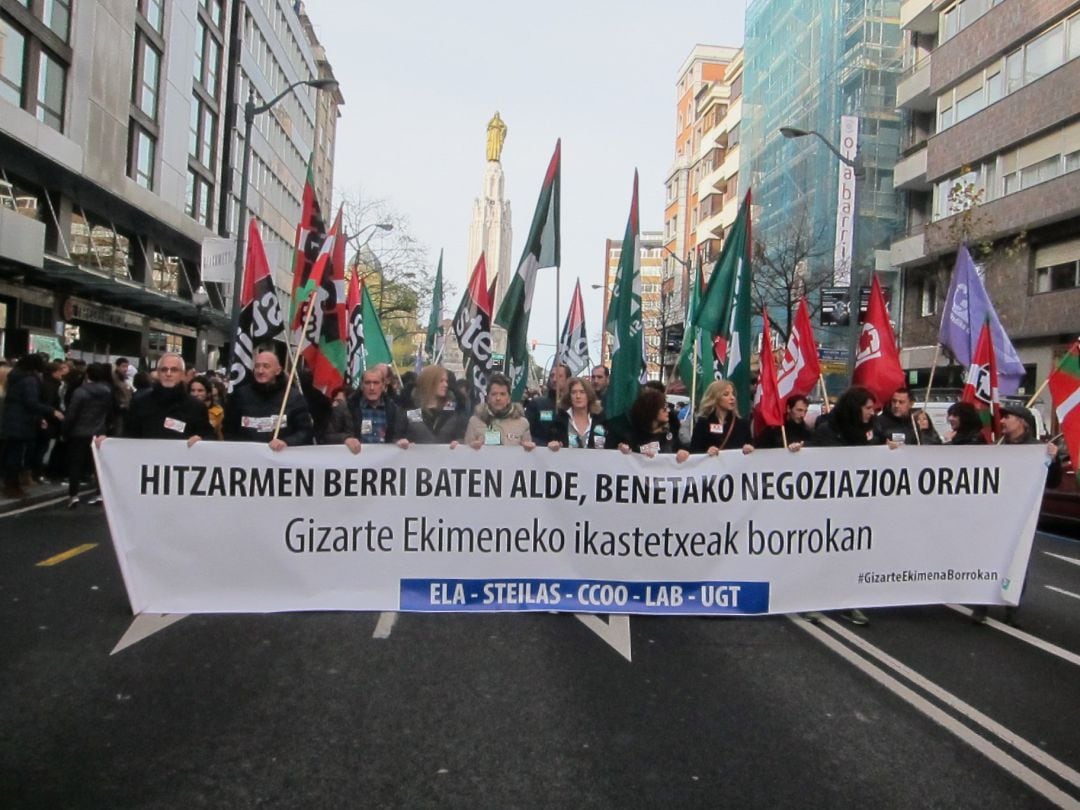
675 260 718 404
424 250 444 360
605 171 646 420
693 190 753 414
360 280 393 369
495 139 561 400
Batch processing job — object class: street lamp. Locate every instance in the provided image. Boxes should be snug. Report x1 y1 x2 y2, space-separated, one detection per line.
779 123 865 379
228 77 339 360
192 285 210 370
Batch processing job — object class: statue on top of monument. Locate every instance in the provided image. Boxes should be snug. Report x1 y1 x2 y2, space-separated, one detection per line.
486 112 507 163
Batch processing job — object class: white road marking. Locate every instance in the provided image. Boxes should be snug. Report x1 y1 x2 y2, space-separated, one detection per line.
946 605 1080 669
1044 551 1080 568
372 611 398 639
1046 585 1080 602
791 615 1080 807
574 614 631 662
111 614 189 655
0 495 69 517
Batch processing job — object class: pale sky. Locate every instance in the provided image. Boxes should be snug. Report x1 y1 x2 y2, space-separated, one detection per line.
304 0 747 360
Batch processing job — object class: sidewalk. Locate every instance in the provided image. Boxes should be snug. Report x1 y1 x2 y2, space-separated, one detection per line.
0 480 75 515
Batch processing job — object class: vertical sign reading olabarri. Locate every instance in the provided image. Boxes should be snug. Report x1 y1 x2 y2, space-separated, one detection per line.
833 115 859 286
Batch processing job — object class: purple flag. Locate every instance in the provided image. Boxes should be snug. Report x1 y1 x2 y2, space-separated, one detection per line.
939 244 1025 395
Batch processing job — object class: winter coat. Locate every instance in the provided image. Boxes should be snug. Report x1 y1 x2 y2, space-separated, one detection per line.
873 410 919 445
404 401 468 445
125 384 213 440
464 402 533 447
225 377 313 445
756 419 814 449
550 409 608 449
524 395 560 444
689 411 753 453
812 410 882 447
0 369 54 440
323 394 409 445
64 381 115 439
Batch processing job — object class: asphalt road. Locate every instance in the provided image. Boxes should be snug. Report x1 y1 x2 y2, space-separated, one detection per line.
2 501 1079 809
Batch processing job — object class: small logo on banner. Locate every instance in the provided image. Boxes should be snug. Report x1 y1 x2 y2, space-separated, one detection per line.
399 578 770 615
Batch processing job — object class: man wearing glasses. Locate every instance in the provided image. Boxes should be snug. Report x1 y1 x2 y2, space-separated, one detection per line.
121 353 211 446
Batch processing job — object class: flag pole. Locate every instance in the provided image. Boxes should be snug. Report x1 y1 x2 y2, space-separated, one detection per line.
690 332 700 406
911 413 922 445
1023 376 1051 410
555 265 562 362
923 344 941 406
273 289 318 443
781 423 788 449
818 374 831 413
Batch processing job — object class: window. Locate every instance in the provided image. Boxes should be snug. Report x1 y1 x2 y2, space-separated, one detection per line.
1071 15 1080 60
955 88 981 122
35 49 64 130
134 36 161 118
42 0 70 41
1019 156 1060 189
131 126 155 189
985 70 1003 104
919 276 937 317
1036 261 1079 292
0 18 26 106
141 0 164 33
1025 25 1065 84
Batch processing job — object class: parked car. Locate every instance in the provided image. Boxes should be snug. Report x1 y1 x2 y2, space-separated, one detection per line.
1040 439 1080 533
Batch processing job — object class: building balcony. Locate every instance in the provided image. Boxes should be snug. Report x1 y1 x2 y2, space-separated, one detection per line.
897 54 933 111
900 0 937 35
699 160 729 197
890 225 927 268
894 144 929 191
697 207 727 241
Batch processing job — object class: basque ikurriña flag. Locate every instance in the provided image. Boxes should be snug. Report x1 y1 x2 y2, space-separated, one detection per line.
961 318 1001 444
558 279 590 376
228 219 284 391
1049 338 1080 479
454 253 495 404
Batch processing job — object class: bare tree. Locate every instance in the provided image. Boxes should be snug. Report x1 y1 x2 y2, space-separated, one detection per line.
751 204 833 340
338 189 451 366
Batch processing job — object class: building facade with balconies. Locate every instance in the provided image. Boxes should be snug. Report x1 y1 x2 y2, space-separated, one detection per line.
893 0 1080 390
0 0 339 369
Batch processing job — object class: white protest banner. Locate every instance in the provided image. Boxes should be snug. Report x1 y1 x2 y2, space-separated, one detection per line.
94 440 1047 616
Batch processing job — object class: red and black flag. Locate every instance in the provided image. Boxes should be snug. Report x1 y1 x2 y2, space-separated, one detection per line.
453 253 495 405
229 219 284 390
289 163 328 336
296 207 347 397
558 278 590 376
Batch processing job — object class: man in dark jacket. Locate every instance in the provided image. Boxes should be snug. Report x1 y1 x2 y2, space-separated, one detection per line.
2 355 64 498
323 367 409 452
525 363 571 445
873 387 918 445
225 349 313 450
122 353 211 444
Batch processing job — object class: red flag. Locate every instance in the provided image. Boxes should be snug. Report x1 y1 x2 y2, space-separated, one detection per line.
852 274 905 407
288 165 327 325
753 314 784 437
228 220 284 390
961 319 1001 443
558 279 590 375
453 253 495 402
297 209 346 397
1048 339 1080 472
777 297 821 401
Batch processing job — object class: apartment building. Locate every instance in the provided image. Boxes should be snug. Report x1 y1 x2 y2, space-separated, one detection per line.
600 231 664 379
893 0 1080 389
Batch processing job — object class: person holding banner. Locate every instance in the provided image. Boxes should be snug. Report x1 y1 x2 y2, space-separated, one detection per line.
615 387 677 457
812 386 882 448
405 365 468 445
755 395 813 450
549 378 607 450
525 363 571 445
945 402 988 445
873 388 918 446
224 349 313 450
323 368 409 452
912 409 942 445
121 354 209 446
683 380 753 457
464 372 535 450
971 402 1060 626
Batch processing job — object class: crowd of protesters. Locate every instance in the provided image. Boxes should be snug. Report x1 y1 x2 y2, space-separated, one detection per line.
1 348 1062 626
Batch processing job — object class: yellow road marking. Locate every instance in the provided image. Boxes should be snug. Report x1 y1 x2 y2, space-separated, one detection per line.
36 543 98 567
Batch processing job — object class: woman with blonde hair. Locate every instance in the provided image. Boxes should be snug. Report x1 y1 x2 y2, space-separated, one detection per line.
683 379 753 457
406 364 468 444
550 377 607 450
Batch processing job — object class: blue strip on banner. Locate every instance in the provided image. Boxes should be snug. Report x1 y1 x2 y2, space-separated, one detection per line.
400 578 770 615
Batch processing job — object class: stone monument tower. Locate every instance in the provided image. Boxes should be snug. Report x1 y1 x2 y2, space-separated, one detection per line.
466 112 513 355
